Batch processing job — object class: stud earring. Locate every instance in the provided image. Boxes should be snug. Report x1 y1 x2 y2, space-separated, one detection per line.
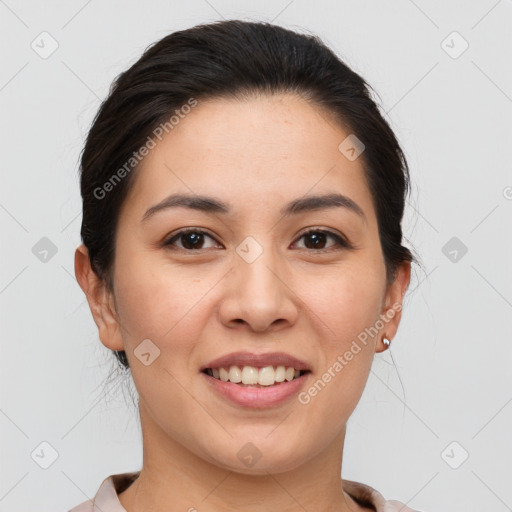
382 337 391 347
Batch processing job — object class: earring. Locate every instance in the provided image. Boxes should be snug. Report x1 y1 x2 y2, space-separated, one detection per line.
382 336 391 347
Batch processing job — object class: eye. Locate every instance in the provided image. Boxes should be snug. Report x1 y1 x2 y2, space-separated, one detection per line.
163 228 220 251
163 227 351 252
292 228 351 251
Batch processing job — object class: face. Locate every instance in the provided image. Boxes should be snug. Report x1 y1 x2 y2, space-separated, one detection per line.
76 93 410 475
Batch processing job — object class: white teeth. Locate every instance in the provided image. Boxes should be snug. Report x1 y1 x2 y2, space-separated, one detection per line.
275 366 286 382
258 366 275 386
207 365 305 386
228 365 242 383
241 366 259 385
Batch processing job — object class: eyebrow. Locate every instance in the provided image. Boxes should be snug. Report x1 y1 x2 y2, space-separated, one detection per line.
142 192 366 223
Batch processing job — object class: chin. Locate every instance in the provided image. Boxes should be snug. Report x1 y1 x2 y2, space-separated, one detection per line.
202 438 312 475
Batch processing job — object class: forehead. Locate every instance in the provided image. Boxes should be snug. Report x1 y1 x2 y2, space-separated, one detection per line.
121 93 376 225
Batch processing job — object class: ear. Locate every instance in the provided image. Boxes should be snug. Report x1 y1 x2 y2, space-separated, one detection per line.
375 260 411 354
74 244 124 351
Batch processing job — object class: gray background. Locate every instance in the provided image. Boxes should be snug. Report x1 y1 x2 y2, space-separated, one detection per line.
1 1 511 511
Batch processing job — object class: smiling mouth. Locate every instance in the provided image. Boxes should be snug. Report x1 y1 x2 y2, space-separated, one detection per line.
202 365 310 387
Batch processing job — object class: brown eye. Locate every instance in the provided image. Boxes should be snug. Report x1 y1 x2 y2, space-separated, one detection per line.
294 229 350 251
164 229 219 250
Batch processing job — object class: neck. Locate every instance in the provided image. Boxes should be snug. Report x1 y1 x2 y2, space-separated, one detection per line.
118 401 363 512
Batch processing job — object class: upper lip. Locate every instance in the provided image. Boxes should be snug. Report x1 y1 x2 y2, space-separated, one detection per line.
201 351 311 371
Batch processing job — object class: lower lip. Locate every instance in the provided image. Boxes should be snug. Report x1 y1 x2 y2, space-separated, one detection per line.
201 372 310 408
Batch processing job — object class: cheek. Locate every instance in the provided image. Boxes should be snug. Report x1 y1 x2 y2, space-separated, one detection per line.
302 261 385 341
112 260 211 412
299 265 383 405
113 254 211 355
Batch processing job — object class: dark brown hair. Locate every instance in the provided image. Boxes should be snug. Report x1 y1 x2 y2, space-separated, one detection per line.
79 19 416 370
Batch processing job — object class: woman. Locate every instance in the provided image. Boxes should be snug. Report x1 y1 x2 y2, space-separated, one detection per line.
70 19 420 512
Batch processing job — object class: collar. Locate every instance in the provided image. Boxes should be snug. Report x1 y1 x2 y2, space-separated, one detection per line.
69 471 414 512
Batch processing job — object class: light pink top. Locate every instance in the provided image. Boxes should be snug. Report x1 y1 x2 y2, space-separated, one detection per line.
68 471 420 511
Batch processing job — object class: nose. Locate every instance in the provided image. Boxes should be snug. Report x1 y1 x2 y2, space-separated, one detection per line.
218 244 299 333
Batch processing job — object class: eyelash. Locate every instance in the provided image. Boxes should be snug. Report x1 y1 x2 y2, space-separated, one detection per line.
163 227 352 253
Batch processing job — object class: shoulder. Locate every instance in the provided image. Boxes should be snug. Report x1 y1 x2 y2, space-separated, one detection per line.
342 478 421 512
384 500 422 512
68 471 140 512
68 501 92 512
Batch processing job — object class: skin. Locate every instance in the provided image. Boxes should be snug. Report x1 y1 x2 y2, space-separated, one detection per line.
75 93 410 512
